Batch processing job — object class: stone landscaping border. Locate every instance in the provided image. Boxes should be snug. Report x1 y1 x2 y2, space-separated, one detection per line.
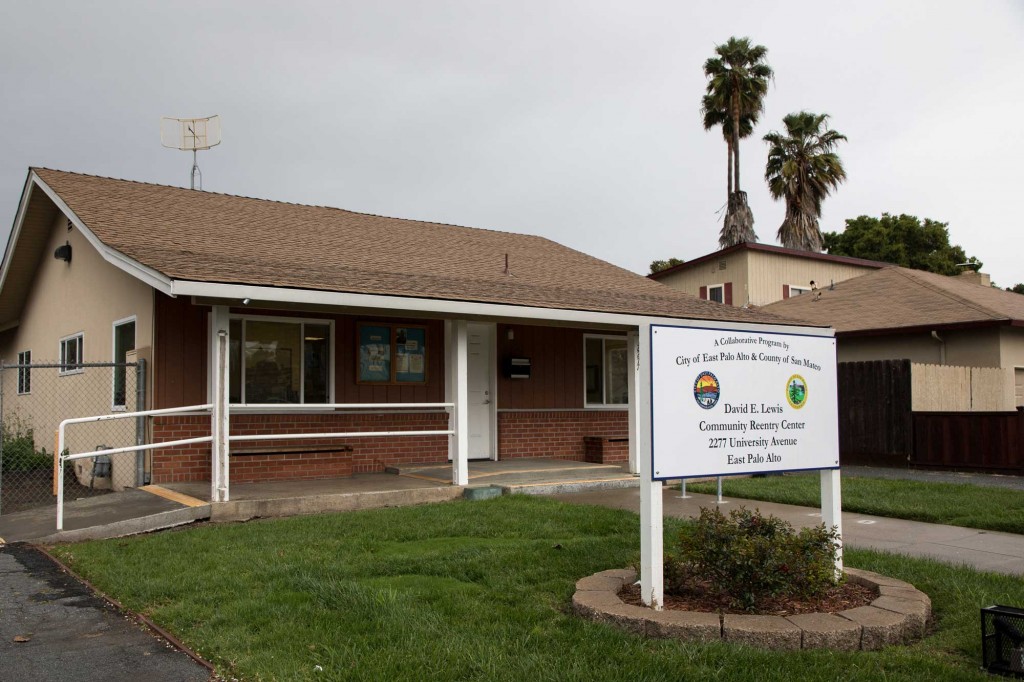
572 567 931 651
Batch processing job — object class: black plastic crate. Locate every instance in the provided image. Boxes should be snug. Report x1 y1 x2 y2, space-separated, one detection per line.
982 605 1024 677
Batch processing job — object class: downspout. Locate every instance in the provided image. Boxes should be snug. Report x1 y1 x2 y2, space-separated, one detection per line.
930 331 946 365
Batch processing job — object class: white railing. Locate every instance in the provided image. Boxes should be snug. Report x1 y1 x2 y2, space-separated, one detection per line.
57 404 214 529
56 400 457 530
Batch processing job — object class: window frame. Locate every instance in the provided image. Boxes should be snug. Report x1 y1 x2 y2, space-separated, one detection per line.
16 350 31 395
228 314 336 406
707 283 725 304
111 316 137 411
58 332 84 376
583 333 630 409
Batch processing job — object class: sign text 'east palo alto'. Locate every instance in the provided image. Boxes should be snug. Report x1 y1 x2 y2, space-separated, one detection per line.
650 326 839 479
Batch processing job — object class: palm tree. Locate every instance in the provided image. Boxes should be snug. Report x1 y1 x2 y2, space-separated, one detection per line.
701 93 755 202
703 37 773 248
763 111 847 252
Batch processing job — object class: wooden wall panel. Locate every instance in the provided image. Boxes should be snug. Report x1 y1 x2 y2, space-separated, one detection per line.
497 323 613 409
153 293 208 409
153 299 444 408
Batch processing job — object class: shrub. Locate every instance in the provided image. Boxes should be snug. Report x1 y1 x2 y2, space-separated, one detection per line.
665 506 840 611
1 416 52 472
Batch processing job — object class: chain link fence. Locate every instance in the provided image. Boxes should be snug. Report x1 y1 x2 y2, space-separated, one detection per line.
0 360 144 515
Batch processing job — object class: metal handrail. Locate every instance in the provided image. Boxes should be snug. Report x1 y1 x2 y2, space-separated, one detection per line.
55 400 458 530
57 403 214 530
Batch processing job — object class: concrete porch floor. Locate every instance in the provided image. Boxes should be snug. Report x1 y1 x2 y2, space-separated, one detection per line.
0 458 637 544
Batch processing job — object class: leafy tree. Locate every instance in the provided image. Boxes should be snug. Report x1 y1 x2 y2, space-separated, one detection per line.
823 214 980 275
764 112 847 252
1007 283 1024 295
703 37 773 248
649 257 685 274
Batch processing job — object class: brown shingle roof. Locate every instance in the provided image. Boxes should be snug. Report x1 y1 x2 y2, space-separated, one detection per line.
760 266 1024 333
32 168 799 325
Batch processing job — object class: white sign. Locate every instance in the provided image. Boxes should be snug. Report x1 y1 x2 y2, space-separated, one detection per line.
650 324 839 479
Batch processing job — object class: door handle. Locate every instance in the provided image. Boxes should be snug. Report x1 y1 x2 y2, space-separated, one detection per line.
483 399 492 404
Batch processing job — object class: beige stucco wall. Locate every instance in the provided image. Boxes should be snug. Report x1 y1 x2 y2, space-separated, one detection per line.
745 251 877 307
837 327 1005 368
0 212 154 489
655 251 751 304
655 250 876 307
944 327 1002 368
837 333 941 364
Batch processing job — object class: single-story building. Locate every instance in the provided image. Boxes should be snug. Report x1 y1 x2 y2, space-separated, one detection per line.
760 266 1024 409
649 242 887 307
0 168 814 496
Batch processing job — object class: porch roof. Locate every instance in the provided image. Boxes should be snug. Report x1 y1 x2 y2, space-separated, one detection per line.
24 168 808 325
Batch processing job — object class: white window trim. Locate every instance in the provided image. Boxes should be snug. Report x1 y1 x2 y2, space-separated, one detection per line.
111 315 137 411
707 283 725 304
788 285 811 297
583 333 630 409
16 349 30 395
58 332 85 376
224 313 336 406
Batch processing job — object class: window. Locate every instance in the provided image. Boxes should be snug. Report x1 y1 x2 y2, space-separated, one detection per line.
356 323 427 384
112 318 136 408
789 285 811 296
59 333 84 375
708 285 725 304
16 350 30 394
585 335 629 406
228 317 332 404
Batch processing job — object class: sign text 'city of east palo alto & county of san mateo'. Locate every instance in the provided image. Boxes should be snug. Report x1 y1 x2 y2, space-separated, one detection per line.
649 325 840 480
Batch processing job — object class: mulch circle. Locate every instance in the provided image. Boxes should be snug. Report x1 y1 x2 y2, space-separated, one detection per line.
619 579 877 616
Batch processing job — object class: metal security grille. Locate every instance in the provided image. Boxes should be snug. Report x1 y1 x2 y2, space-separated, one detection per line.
982 605 1024 678
0 360 144 515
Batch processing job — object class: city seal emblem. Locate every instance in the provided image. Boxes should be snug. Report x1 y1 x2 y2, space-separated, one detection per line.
693 371 720 409
786 374 808 409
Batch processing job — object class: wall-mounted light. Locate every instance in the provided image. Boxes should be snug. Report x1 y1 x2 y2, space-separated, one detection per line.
242 298 251 305
53 241 72 263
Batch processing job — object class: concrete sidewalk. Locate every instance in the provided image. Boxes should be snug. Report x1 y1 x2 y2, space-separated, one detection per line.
552 486 1024 577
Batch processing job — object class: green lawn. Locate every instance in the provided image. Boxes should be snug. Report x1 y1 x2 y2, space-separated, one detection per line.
687 474 1024 535
51 496 1016 681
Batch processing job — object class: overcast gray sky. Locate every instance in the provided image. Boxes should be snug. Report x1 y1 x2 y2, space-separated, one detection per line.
2 1 1022 286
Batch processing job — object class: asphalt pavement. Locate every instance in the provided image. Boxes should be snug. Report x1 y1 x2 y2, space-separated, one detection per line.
0 543 212 682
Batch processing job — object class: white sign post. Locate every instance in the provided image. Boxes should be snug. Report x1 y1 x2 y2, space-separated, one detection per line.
639 323 842 608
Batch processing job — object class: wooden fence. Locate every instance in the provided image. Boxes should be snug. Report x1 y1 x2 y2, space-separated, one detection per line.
837 360 912 465
912 411 1024 474
838 360 1023 473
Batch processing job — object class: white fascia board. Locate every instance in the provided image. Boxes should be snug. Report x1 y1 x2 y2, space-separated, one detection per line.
30 173 175 296
0 171 39 296
170 279 835 338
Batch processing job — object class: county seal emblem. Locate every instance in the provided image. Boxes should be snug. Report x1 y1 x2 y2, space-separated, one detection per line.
786 374 808 409
693 371 720 409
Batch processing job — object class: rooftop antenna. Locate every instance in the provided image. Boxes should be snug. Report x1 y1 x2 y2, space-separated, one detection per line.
160 115 221 190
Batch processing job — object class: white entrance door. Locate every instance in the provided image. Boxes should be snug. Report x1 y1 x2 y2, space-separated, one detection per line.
466 322 495 460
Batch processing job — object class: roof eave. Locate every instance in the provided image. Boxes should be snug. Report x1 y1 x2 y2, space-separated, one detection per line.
649 242 891 280
170 279 834 336
835 318 1010 338
29 171 175 296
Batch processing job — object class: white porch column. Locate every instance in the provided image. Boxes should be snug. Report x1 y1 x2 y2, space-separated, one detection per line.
447 319 469 486
821 469 843 573
627 330 640 475
210 305 231 503
637 322 662 608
